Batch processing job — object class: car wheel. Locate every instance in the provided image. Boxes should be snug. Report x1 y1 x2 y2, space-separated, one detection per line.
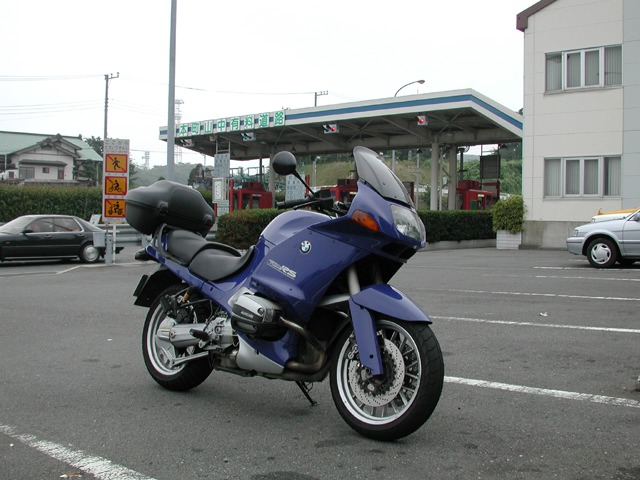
586 237 618 268
79 243 100 263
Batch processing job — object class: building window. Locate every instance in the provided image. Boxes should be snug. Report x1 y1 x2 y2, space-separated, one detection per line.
19 167 35 179
545 45 622 92
544 156 621 197
57 168 64 180
42 167 50 174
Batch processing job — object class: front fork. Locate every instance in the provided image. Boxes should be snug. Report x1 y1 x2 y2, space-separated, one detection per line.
346 265 433 376
347 266 384 375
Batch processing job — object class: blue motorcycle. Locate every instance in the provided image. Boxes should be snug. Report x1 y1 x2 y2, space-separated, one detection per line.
126 146 444 441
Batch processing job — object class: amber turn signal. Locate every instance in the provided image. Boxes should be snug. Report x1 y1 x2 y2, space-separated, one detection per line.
351 210 380 232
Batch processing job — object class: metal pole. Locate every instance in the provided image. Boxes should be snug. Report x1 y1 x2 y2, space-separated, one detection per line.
391 80 424 174
166 0 177 182
416 151 420 210
314 90 328 106
103 73 119 142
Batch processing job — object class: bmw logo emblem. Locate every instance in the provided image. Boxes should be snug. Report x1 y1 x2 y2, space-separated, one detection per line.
300 241 312 254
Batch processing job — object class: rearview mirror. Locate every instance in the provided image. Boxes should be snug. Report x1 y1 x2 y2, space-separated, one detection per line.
272 151 297 176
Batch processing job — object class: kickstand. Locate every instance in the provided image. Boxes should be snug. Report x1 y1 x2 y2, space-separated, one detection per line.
295 381 318 406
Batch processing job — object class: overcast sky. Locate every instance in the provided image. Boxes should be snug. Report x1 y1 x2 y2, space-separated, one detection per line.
0 0 534 167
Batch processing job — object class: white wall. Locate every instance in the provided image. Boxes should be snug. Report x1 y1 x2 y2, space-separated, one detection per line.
623 0 640 208
522 0 626 224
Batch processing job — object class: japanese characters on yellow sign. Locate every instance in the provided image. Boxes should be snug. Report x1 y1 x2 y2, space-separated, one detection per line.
102 139 130 224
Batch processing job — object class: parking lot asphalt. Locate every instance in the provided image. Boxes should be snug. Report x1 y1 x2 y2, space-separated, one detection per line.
0 246 638 480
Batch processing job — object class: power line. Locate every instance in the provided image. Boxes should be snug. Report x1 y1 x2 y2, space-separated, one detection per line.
0 74 103 81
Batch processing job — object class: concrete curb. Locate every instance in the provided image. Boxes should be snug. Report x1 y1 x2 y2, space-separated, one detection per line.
422 239 496 251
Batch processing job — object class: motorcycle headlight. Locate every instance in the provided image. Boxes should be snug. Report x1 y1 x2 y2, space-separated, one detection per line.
391 205 424 242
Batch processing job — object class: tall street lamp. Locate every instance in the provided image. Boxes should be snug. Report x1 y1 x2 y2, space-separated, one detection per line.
391 80 425 172
394 79 425 97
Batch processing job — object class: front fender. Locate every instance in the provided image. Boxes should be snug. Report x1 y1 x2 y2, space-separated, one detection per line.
351 284 432 323
348 284 431 375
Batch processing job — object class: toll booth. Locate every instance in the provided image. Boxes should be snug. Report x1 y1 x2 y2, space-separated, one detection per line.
229 180 273 212
324 178 415 204
457 180 494 210
327 179 358 203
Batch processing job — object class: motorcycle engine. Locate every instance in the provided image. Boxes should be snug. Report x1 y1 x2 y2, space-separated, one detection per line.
231 293 285 340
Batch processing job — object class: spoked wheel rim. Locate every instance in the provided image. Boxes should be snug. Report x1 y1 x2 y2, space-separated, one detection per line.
145 305 188 376
336 320 421 425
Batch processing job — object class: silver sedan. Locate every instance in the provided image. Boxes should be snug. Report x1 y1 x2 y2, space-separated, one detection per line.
567 208 640 268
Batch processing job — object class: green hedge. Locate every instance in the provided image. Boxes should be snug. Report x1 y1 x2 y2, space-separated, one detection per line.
215 209 282 249
419 210 494 243
215 208 495 249
1 185 496 247
0 185 213 224
0 185 102 222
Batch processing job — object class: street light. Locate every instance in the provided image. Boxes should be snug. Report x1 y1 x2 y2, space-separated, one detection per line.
391 80 425 172
394 79 425 97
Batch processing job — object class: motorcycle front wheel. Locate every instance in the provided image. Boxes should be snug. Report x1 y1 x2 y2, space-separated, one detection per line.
330 319 444 441
142 284 214 391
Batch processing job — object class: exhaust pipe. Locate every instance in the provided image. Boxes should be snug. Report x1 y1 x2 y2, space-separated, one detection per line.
281 318 326 373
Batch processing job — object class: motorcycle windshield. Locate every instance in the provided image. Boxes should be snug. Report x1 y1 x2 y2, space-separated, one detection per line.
353 146 414 207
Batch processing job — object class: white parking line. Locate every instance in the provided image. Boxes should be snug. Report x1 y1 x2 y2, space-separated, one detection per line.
443 288 640 302
0 424 157 480
433 315 640 334
445 376 640 409
485 273 640 282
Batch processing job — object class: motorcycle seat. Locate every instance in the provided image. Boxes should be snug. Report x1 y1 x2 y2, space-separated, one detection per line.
189 245 254 281
164 229 254 281
166 230 241 264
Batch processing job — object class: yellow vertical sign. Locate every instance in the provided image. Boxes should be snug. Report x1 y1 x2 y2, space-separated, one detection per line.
102 139 130 224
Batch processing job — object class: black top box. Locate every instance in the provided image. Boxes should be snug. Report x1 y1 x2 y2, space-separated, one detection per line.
125 180 215 236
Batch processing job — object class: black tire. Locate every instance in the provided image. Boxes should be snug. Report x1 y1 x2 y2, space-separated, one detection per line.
617 258 637 267
586 237 618 268
79 243 100 263
142 284 214 391
330 319 444 441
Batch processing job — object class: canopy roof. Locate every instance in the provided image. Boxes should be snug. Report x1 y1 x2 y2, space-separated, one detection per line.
160 89 523 160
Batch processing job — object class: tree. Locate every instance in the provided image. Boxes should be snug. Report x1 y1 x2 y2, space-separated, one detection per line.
493 142 522 161
129 160 139 188
84 136 104 156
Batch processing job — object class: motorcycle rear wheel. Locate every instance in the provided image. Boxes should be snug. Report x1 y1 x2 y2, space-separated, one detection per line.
142 284 214 391
330 319 444 441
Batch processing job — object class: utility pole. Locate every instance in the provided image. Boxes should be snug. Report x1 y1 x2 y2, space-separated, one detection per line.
103 73 119 144
314 90 328 106
166 0 177 181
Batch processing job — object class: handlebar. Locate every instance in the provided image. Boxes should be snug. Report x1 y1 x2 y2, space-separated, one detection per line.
276 190 347 215
276 194 315 210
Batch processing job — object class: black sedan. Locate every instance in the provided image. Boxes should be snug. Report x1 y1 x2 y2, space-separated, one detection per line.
0 215 123 263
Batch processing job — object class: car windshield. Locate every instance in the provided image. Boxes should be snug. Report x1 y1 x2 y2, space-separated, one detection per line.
353 146 414 207
0 216 36 234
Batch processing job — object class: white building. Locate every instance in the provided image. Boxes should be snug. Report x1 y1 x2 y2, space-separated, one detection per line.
0 131 102 185
518 0 640 247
